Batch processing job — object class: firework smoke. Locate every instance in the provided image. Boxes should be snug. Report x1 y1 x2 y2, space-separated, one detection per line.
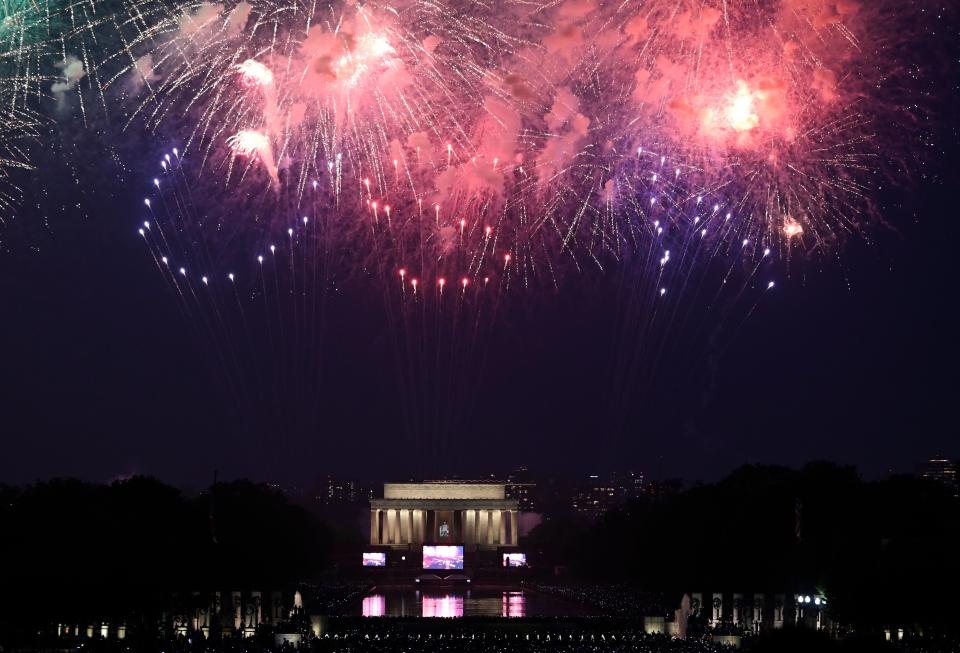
127 0 926 449
122 0 919 283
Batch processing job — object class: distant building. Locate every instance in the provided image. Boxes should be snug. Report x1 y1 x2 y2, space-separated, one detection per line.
612 470 645 501
505 466 538 513
642 478 683 501
572 475 619 520
571 471 665 519
370 481 520 549
314 475 375 506
918 457 958 496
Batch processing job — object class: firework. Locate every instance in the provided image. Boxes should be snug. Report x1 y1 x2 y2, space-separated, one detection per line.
0 0 203 225
127 0 919 447
136 136 777 452
120 0 919 281
0 104 39 223
138 146 340 440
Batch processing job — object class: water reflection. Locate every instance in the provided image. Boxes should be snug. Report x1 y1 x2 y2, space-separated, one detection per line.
360 591 528 617
422 594 465 618
502 591 525 618
361 595 386 617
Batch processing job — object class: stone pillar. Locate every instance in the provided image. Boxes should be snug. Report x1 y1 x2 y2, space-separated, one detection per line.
711 594 723 627
191 592 201 631
773 594 785 629
232 591 242 630
510 511 519 545
399 509 409 543
242 594 256 630
252 591 262 626
211 592 221 634
477 510 487 544
386 510 397 544
497 510 506 544
465 509 475 545
370 510 379 544
271 592 283 623
691 593 703 617
486 510 495 545
753 594 764 632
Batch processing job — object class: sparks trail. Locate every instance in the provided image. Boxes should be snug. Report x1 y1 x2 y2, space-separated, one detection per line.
125 0 922 462
137 145 338 451
0 0 199 223
120 0 911 270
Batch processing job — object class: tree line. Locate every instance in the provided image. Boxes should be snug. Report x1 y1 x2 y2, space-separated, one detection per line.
526 463 960 631
0 477 332 633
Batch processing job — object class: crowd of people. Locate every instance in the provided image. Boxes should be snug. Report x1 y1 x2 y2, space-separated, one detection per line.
525 583 670 619
27 622 736 653
305 626 732 653
25 618 957 653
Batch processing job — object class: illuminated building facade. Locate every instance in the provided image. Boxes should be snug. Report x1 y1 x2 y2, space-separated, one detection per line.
918 457 958 496
369 482 520 549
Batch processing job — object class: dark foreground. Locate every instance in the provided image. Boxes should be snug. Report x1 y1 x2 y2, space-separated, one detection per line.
12 619 960 653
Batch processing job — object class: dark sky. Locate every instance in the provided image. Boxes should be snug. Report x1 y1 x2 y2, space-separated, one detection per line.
2 26 959 489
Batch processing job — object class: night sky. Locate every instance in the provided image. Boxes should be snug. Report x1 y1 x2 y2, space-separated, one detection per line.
2 9 959 489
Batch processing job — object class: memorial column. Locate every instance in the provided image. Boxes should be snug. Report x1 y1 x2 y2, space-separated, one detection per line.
386 509 397 544
465 509 475 545
399 509 409 543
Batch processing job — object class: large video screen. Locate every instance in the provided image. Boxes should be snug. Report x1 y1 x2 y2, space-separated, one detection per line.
422 545 464 570
502 553 527 568
362 552 386 567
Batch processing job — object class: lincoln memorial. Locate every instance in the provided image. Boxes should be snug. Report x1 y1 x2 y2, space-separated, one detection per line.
370 482 520 549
